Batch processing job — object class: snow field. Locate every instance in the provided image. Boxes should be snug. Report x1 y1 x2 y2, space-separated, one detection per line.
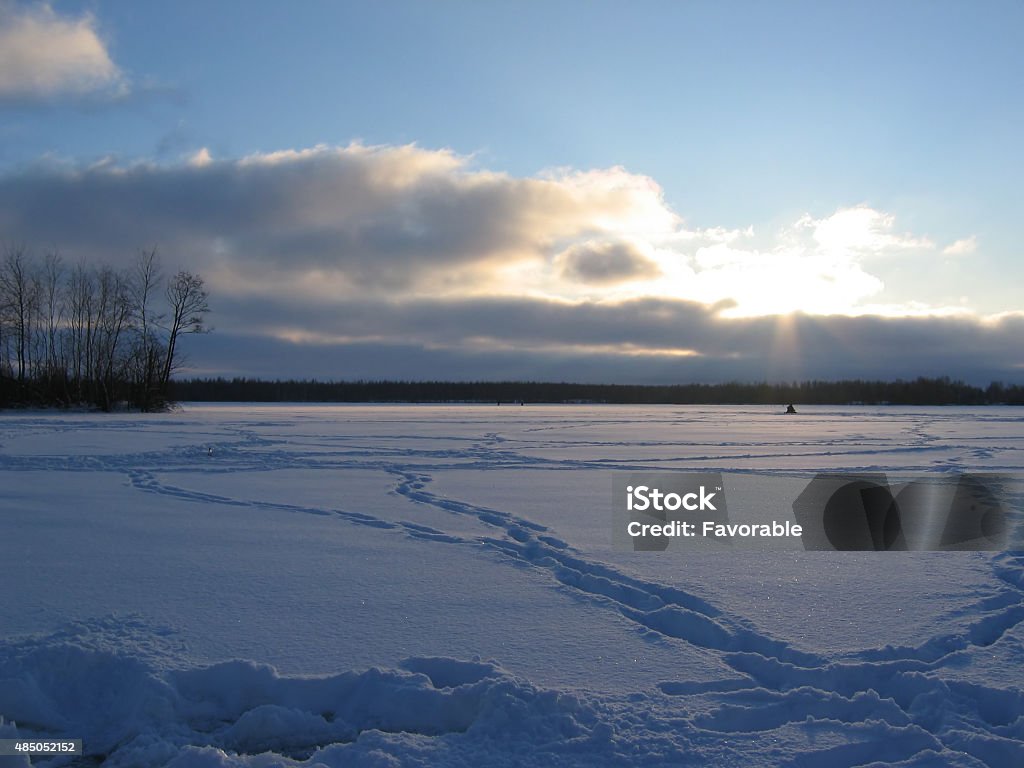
1 404 1022 766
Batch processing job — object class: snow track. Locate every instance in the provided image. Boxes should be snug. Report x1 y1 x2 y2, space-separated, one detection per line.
1 404 1022 766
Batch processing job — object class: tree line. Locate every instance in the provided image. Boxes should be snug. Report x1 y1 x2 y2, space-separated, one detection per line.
169 376 1024 406
0 246 210 411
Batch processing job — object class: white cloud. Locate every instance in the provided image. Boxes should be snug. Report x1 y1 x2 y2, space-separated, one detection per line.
649 204 942 316
807 205 933 255
188 148 213 168
652 204 948 317
0 3 124 100
943 236 978 256
686 241 885 316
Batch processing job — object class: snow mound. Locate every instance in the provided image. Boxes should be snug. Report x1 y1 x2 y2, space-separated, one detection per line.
4 614 1023 767
0 627 607 767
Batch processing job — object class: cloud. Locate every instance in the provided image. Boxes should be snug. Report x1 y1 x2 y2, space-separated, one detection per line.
804 205 933 255
0 3 125 102
670 206 944 316
687 240 885 316
3 141 1014 381
0 143 946 316
184 297 1024 384
555 240 660 284
0 143 688 296
943 236 978 256
188 148 213 168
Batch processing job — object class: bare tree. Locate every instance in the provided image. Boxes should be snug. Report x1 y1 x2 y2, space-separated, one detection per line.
66 261 97 402
41 250 66 392
92 267 132 410
130 248 166 408
160 270 210 391
0 245 39 384
0 253 8 381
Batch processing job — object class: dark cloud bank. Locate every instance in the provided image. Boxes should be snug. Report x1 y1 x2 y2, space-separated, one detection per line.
193 296 1024 384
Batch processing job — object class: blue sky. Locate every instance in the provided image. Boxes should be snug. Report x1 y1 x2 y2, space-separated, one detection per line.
1 1 1023 382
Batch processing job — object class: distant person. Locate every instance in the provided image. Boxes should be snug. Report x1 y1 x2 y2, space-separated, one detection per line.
785 404 797 414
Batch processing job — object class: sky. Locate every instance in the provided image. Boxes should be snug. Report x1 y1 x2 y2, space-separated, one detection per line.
1 0 1023 383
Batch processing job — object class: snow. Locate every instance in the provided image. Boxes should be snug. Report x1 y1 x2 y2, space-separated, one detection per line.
1 403 1022 766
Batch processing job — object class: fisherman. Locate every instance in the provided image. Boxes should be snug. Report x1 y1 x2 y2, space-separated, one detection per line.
785 403 797 414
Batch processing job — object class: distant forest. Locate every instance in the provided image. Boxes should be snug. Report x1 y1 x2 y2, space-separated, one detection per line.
169 377 1024 406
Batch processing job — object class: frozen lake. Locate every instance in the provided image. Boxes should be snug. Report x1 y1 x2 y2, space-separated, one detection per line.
2 404 1023 766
